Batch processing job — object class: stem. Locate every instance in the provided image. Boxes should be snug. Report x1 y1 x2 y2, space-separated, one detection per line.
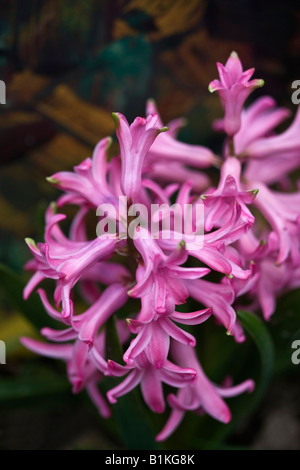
228 137 235 156
125 214 140 278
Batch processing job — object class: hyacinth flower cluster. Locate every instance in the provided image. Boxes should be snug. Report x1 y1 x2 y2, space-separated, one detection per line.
21 52 300 442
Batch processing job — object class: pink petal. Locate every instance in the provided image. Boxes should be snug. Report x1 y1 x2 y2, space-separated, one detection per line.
21 337 72 360
170 307 213 325
141 368 165 413
146 321 170 369
107 369 143 404
156 407 185 442
215 379 255 397
160 318 196 347
86 380 111 418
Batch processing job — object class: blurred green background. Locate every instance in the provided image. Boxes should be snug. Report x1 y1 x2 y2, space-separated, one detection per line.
0 0 299 450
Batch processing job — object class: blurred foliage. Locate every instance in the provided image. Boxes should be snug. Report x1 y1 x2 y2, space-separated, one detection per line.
0 0 299 450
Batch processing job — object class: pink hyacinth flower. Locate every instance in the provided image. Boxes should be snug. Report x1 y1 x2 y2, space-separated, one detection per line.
213 96 291 157
24 234 117 318
235 230 300 320
106 351 197 414
145 99 219 168
145 160 211 193
123 305 212 368
158 201 252 281
112 112 168 203
129 227 211 315
188 278 245 342
244 106 300 185
209 51 264 137
201 156 257 231
46 137 115 208
244 105 300 160
250 182 300 266
156 343 254 441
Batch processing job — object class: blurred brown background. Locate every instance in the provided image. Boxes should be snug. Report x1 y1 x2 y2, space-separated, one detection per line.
0 0 299 450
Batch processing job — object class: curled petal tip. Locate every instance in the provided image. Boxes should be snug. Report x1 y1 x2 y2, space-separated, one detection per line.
49 201 57 213
208 83 217 93
123 354 133 366
23 290 29 300
158 126 169 134
112 112 121 130
256 79 265 88
177 239 186 249
153 403 165 414
222 411 232 424
46 176 60 185
250 188 259 197
106 391 117 405
230 50 238 59
25 237 37 249
105 135 113 150
247 380 255 393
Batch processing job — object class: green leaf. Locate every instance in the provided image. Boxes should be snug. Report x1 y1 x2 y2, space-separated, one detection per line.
113 393 160 450
237 309 274 402
105 315 124 364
